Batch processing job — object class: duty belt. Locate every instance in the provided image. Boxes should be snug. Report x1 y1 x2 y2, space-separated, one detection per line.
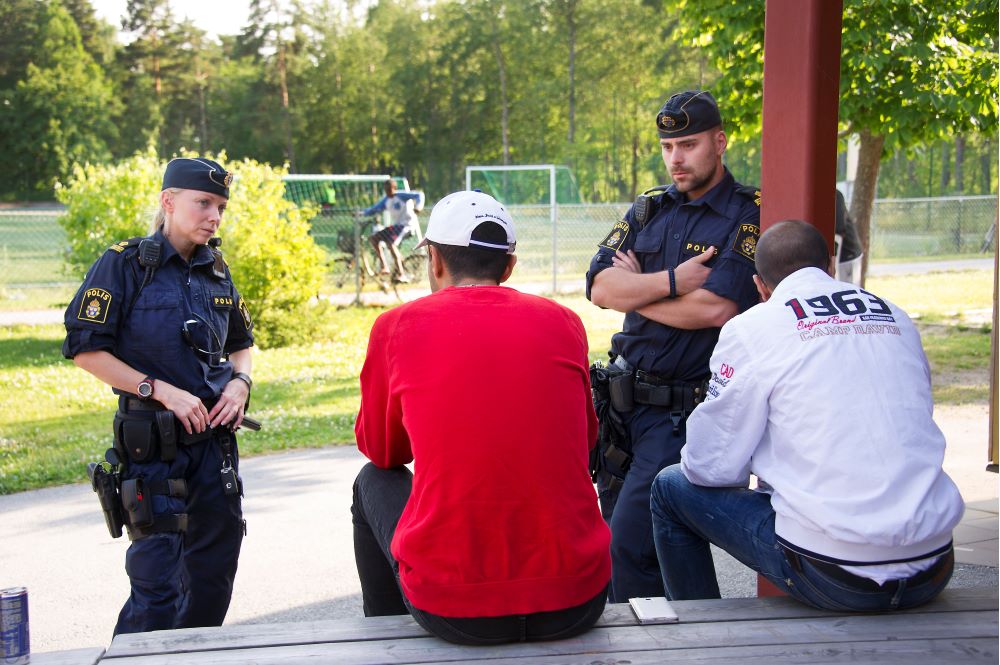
612 356 707 411
120 397 222 445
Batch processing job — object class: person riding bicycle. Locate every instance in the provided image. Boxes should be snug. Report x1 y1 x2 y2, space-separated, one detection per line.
355 179 425 283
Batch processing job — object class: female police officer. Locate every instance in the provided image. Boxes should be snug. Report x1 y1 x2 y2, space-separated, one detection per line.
63 157 254 635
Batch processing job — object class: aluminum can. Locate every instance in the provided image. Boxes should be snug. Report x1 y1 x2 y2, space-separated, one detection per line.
0 587 29 664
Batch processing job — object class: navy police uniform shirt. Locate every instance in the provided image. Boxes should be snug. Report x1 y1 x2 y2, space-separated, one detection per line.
63 230 254 401
585 169 760 382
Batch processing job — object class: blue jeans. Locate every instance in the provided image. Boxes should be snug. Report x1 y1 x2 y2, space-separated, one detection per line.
649 465 953 611
351 463 607 645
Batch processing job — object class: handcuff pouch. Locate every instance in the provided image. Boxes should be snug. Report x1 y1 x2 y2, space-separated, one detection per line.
114 413 158 464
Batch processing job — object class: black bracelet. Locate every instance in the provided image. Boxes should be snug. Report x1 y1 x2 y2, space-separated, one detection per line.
668 269 677 298
233 372 253 390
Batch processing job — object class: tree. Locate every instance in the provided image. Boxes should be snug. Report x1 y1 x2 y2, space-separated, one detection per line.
62 0 118 68
113 0 175 155
662 0 998 280
561 1 704 200
0 0 46 91
876 136 998 198
0 0 117 199
237 0 312 171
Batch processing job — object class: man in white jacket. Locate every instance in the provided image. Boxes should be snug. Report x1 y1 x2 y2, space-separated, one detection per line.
650 220 963 611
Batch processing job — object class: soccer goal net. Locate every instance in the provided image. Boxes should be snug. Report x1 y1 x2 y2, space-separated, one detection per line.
465 165 584 293
282 174 411 252
465 165 580 206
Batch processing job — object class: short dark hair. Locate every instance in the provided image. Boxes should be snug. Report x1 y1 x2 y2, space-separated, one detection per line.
755 220 831 288
428 222 510 282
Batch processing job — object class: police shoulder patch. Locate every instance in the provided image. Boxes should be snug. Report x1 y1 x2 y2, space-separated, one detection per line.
238 297 253 330
78 287 112 323
599 220 631 251
732 223 760 260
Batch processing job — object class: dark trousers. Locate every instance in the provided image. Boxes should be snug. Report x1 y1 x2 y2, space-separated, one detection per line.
113 435 244 635
598 403 686 603
351 462 608 645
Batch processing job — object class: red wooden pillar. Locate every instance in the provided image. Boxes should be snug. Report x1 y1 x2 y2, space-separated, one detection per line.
757 0 844 597
759 0 844 247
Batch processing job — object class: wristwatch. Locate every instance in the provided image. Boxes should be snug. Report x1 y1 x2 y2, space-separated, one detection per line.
137 376 155 400
233 372 253 390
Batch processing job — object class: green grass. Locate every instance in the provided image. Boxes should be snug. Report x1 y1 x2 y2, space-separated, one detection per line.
919 324 993 404
872 253 994 264
0 285 74 311
0 305 382 494
866 269 994 325
0 269 993 494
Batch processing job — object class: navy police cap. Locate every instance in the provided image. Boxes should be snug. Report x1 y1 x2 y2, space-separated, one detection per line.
656 90 723 138
162 157 233 198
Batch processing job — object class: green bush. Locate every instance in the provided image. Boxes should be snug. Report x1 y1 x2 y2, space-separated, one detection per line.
55 149 163 277
54 151 327 348
221 158 327 348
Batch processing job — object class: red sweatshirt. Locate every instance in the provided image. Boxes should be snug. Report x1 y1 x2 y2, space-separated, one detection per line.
355 286 611 617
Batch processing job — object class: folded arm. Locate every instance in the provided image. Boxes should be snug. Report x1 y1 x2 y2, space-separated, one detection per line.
590 247 716 313
636 289 739 330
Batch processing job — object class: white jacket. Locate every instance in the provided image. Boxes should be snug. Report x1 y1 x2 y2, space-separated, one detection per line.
681 267 963 567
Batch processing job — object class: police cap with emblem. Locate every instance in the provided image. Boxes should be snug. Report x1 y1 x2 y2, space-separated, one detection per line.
162 157 233 198
656 90 723 139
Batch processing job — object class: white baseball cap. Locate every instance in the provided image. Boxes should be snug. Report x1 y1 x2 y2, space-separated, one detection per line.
417 190 517 254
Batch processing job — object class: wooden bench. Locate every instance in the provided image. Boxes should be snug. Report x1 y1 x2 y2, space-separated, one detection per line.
95 587 997 663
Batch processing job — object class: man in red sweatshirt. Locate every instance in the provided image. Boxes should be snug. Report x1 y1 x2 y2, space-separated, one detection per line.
352 190 611 645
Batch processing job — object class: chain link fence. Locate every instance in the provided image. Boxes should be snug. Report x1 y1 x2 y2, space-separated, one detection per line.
0 209 70 289
869 195 997 258
1 196 995 304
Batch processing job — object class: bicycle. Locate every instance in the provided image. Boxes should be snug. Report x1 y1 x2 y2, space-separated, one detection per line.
329 215 428 301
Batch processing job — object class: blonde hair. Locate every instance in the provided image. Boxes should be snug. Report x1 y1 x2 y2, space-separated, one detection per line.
150 188 182 234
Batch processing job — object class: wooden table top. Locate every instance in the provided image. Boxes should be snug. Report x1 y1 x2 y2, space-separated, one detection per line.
34 586 999 664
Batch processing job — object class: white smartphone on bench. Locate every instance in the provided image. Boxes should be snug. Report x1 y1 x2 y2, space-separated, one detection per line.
628 596 679 624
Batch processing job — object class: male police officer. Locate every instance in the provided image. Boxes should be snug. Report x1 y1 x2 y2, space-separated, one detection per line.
586 90 760 602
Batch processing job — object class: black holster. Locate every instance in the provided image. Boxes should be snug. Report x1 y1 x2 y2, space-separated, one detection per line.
88 461 125 539
608 372 634 412
589 361 633 491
